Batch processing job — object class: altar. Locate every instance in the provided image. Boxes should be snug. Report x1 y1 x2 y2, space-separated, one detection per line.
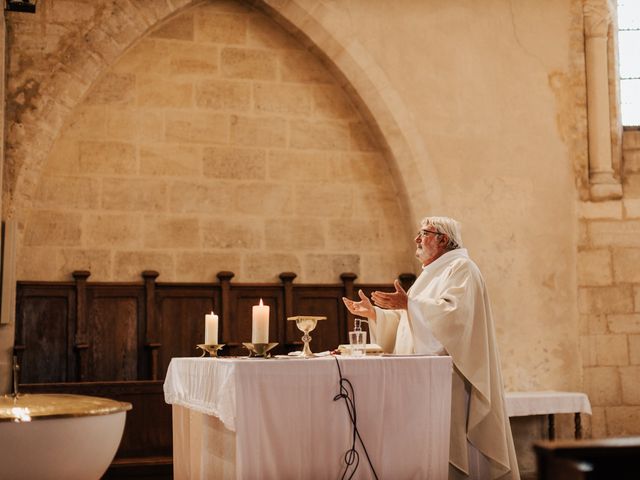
164 355 453 479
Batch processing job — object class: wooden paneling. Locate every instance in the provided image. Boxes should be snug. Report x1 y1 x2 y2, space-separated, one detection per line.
156 285 219 378
86 286 144 381
14 273 416 381
14 269 416 479
15 285 75 383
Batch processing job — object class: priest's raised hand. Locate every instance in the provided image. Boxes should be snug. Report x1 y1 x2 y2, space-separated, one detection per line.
371 279 408 310
341 289 376 320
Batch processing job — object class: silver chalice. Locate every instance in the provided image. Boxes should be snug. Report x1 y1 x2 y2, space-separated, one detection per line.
287 316 327 358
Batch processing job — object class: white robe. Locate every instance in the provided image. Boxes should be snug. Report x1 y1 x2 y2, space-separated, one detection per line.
370 248 519 480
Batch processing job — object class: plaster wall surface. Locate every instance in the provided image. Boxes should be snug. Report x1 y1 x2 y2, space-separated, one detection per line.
302 0 583 393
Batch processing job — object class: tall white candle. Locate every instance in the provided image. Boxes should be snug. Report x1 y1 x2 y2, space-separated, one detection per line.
205 311 218 345
252 299 269 344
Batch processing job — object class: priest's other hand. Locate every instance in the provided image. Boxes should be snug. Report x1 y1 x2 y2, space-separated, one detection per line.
342 289 376 320
371 279 408 310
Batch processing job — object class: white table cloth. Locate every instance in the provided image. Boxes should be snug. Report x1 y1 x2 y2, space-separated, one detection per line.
505 391 592 440
505 391 592 417
164 355 453 480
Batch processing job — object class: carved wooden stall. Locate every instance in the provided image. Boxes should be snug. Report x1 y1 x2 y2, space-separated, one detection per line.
14 270 415 479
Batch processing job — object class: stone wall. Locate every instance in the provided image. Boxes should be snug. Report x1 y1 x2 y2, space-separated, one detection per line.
16 1 414 283
579 128 640 437
2 0 586 398
8 0 640 449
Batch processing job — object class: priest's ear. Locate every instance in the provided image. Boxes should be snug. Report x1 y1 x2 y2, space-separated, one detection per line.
439 234 448 246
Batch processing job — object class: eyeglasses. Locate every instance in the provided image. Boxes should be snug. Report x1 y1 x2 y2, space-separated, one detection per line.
416 229 442 238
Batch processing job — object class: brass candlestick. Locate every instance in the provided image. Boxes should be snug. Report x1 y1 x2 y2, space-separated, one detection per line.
196 344 225 357
287 316 327 358
242 342 278 358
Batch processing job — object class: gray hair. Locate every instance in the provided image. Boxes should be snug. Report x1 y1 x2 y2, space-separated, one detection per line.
420 216 463 250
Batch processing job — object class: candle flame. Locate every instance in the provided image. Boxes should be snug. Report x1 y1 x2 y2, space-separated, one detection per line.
211 311 214 315
259 298 263 306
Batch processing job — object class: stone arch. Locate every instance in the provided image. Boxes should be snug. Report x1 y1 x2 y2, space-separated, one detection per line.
6 0 441 227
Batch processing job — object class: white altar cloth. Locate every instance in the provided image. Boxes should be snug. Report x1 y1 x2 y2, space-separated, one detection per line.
505 391 592 417
164 355 453 480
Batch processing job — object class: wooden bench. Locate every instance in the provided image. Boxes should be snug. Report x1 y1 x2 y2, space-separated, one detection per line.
14 269 410 478
535 437 640 480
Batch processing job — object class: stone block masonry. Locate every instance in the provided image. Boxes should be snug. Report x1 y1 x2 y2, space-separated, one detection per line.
577 129 640 437
16 2 411 283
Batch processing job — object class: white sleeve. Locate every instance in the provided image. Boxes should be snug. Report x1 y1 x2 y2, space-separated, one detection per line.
406 297 446 355
368 307 402 353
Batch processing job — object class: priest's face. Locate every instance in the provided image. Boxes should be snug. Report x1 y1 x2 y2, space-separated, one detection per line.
415 225 448 266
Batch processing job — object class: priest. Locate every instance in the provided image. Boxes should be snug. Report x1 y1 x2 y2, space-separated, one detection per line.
342 216 519 480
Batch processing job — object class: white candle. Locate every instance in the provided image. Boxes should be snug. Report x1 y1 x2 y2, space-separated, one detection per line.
205 311 218 345
252 299 269 344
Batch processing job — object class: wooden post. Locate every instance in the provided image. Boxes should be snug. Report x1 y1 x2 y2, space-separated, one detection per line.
142 271 160 380
548 414 556 441
279 272 297 318
279 272 297 345
340 272 357 342
217 271 235 343
574 413 582 440
72 270 90 381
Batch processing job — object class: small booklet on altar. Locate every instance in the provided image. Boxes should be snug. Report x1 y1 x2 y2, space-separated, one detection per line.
337 343 384 355
380 353 440 357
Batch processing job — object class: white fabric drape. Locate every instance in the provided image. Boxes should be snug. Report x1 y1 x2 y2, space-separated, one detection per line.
164 356 453 479
505 391 592 417
370 249 520 480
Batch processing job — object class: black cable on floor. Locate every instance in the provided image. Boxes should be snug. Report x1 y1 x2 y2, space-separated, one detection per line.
333 356 379 480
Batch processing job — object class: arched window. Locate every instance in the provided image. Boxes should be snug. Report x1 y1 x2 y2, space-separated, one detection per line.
617 0 640 126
